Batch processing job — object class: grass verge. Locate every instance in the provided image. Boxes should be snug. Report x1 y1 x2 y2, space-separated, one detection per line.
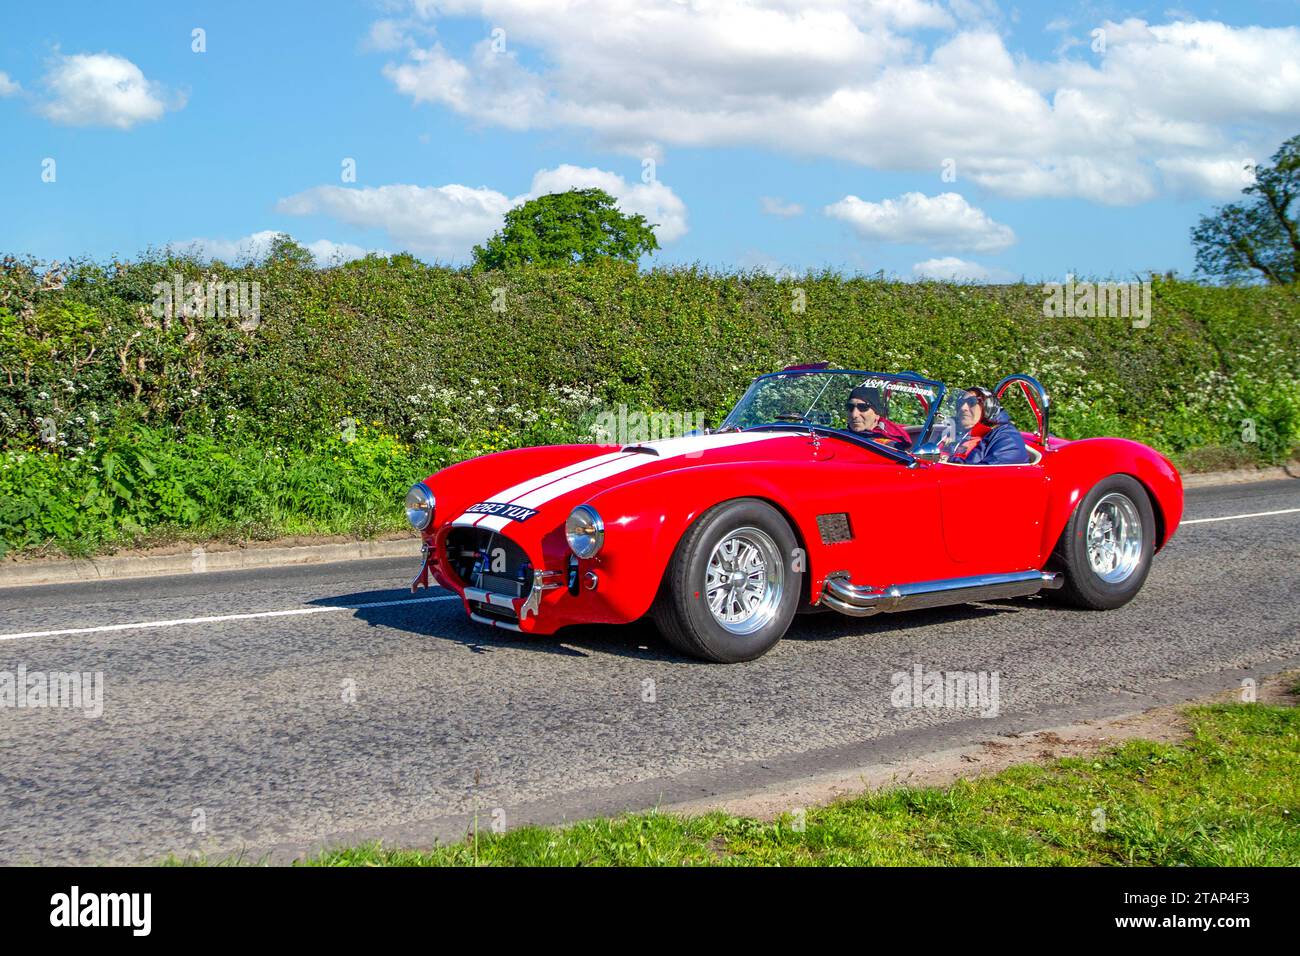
271 698 1300 867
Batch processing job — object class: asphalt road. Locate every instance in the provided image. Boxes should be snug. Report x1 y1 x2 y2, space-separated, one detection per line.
1 479 1297 864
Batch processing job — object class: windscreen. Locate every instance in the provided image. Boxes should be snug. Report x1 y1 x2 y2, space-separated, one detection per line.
720 371 942 451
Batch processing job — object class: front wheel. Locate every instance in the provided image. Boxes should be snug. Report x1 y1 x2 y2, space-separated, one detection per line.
652 499 801 663
1051 474 1156 610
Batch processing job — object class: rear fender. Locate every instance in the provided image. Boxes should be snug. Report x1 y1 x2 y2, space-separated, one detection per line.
1039 438 1183 560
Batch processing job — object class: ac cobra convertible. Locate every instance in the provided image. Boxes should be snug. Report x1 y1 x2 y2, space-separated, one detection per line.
405 368 1183 662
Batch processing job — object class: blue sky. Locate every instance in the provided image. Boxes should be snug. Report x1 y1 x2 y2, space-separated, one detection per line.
2 0 1298 280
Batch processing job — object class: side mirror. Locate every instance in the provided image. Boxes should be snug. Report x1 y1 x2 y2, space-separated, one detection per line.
912 442 942 463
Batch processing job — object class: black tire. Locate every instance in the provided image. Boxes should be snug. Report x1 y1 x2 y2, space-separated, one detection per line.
651 499 802 663
1050 474 1156 610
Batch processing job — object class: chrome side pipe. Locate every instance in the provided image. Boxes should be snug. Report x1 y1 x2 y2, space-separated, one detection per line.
820 570 1062 618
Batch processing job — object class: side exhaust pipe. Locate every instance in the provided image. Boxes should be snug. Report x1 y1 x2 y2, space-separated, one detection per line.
820 570 1063 618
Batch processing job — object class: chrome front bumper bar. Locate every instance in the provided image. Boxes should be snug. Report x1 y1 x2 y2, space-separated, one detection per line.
420 530 566 630
464 568 564 627
820 570 1063 618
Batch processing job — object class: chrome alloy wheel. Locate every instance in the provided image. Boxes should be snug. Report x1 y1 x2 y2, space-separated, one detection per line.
1086 492 1143 584
703 526 784 635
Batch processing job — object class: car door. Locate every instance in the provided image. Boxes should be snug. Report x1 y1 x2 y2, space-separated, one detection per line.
936 374 1052 568
935 460 1048 567
818 385 952 586
776 429 950 591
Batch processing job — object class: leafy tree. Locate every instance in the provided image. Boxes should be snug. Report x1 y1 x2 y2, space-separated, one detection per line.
1192 134 1300 284
265 234 316 269
472 188 659 270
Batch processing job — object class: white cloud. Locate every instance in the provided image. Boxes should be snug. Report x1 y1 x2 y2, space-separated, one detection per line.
1156 155 1257 198
372 5 1300 203
277 183 512 261
275 165 688 260
871 0 954 31
363 19 412 52
382 1 913 144
39 53 180 129
176 231 383 267
912 256 1011 282
383 40 545 131
826 192 1015 253
0 71 20 97
760 196 804 218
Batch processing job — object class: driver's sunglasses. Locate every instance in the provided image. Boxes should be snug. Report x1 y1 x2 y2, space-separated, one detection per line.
846 401 875 413
957 396 981 409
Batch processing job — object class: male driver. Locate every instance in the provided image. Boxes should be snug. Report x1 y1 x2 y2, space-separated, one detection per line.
846 385 911 446
950 387 1030 465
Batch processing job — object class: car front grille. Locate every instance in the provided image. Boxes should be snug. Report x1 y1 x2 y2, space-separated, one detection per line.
445 527 533 598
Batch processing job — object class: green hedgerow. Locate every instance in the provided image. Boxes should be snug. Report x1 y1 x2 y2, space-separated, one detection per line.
1 252 1297 556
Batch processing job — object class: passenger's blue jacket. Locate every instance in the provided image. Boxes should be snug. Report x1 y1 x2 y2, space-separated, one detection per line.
959 410 1031 465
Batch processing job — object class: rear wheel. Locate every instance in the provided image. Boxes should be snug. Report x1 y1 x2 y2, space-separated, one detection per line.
652 499 801 663
1051 474 1155 610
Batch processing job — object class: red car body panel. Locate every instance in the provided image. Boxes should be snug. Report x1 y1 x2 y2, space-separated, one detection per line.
413 425 1183 636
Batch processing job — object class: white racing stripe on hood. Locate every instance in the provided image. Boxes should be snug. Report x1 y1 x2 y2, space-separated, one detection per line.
449 449 630 529
481 450 631 507
453 431 787 532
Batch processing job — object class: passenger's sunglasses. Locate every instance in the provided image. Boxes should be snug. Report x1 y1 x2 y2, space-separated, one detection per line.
957 397 981 409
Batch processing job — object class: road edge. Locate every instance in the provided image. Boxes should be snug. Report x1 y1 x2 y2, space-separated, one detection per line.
0 538 422 588
1180 459 1299 487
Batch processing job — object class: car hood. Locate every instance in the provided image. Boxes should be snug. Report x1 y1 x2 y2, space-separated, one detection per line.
430 430 809 536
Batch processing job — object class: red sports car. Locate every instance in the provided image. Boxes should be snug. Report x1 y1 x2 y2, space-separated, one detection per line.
406 368 1183 662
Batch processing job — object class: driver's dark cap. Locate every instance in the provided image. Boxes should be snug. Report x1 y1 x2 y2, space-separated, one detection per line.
847 385 883 413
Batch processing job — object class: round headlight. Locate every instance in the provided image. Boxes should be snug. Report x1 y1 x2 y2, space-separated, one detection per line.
405 482 435 531
565 505 604 559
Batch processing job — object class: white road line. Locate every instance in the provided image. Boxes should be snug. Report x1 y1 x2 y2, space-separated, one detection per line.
1181 507 1300 526
0 594 461 642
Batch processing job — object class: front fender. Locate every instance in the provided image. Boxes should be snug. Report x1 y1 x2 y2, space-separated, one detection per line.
583 464 814 623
